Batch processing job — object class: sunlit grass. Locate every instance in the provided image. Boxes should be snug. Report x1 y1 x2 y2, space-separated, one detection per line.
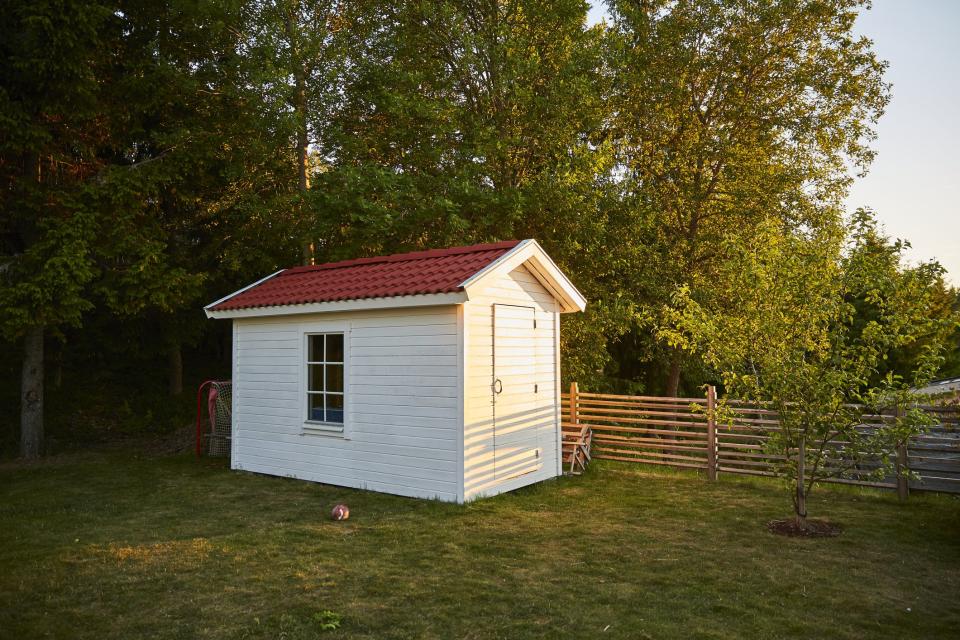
1 453 958 639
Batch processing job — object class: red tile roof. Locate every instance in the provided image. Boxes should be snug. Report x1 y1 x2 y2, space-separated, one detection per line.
211 240 521 311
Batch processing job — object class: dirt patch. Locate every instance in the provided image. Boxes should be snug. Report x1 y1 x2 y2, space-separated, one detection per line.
141 422 196 455
767 518 842 538
0 423 207 469
102 422 198 456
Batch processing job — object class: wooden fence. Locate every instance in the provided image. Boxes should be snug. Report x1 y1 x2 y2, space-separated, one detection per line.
560 383 960 496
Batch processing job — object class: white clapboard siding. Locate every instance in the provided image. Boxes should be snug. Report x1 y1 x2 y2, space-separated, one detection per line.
232 305 461 502
463 264 561 500
229 260 567 503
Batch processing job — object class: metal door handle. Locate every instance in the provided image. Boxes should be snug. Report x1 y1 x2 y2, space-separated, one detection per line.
494 379 503 394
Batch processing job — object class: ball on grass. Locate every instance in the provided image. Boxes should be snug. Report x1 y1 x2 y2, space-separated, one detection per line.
331 503 350 521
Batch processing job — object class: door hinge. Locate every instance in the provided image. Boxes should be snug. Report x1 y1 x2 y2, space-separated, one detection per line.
534 383 538 393
533 318 537 329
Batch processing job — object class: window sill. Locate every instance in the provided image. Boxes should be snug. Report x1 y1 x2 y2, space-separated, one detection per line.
302 422 346 438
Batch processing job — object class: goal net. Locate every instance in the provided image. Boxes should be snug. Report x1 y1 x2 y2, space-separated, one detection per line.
196 380 232 457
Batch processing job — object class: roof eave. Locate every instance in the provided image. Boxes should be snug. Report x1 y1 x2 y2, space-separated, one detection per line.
205 291 470 320
204 270 286 318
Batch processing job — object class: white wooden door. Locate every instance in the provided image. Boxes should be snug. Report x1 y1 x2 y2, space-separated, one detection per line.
493 304 542 480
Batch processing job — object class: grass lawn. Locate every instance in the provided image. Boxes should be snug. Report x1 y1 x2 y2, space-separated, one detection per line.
1 452 959 639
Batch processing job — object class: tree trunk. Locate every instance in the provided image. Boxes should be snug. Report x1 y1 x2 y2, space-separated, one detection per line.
20 325 44 459
295 77 308 193
302 240 314 266
52 339 63 390
168 343 183 396
665 349 682 397
294 64 314 267
795 435 808 527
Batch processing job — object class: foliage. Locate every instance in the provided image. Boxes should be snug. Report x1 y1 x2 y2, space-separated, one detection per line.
606 0 890 393
2 0 956 453
0 0 109 339
661 212 954 523
312 0 632 383
842 209 960 384
275 610 342 636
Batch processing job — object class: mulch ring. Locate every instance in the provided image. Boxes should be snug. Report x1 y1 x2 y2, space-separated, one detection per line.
767 518 842 538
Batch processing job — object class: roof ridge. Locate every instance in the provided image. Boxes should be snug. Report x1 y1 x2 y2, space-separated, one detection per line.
283 240 521 274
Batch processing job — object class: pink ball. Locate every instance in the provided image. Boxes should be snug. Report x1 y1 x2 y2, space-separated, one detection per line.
331 504 350 521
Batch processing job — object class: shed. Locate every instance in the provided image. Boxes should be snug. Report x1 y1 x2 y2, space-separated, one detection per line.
205 239 586 502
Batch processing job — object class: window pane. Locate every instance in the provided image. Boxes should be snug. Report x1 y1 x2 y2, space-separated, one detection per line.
308 393 324 422
326 334 344 362
305 333 346 425
326 394 344 423
308 364 324 392
308 335 323 362
326 364 344 393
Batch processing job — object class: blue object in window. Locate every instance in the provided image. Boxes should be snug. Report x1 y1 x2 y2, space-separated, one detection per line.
310 407 325 421
326 408 344 423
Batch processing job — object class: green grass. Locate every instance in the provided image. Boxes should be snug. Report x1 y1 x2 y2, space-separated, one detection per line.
1 453 958 639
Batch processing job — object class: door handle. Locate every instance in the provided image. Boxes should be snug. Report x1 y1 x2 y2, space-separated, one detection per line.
494 379 503 394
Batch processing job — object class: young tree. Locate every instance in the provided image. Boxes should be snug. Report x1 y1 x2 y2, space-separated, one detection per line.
662 213 951 529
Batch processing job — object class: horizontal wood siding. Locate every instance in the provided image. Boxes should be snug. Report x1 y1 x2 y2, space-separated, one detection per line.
232 306 461 501
464 264 561 500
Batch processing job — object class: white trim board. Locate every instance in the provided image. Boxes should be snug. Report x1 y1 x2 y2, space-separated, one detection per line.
205 270 284 312
206 292 469 319
203 239 586 320
458 239 586 313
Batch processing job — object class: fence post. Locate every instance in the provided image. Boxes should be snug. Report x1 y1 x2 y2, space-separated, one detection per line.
569 382 579 428
568 382 580 473
896 442 909 501
897 442 910 500
895 405 909 501
706 385 717 481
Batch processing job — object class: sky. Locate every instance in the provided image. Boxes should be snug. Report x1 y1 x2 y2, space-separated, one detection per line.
848 1 960 284
588 1 960 284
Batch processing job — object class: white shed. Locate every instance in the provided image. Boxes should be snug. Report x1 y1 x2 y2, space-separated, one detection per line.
204 239 586 502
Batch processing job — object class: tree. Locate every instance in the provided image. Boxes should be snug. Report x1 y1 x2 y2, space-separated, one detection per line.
97 0 288 395
312 0 637 384
245 0 350 265
842 209 960 385
0 1 115 457
0 0 293 454
607 0 889 395
661 212 951 529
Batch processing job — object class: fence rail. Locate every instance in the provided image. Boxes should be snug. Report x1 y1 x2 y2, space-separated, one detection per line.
560 385 960 496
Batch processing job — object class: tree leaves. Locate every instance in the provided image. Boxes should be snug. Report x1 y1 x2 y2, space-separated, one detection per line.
2 0 954 411
663 209 956 514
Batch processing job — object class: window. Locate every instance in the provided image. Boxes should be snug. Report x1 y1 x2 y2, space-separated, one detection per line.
306 333 345 426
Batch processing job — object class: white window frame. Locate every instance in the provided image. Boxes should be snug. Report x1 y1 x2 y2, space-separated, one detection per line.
300 322 350 437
